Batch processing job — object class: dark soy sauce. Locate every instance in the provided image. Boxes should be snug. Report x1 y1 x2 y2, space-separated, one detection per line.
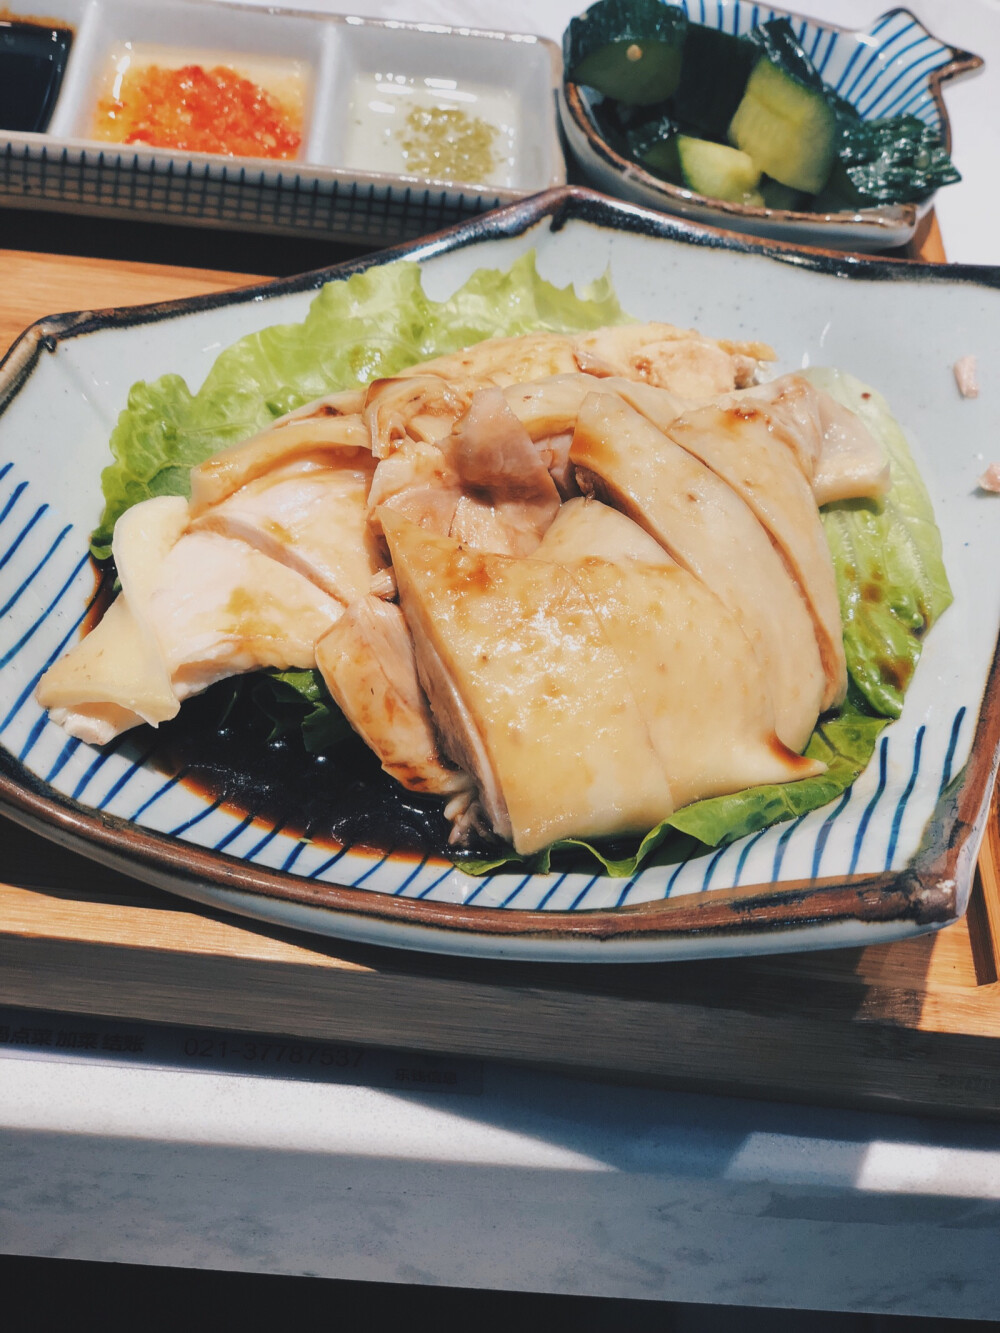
0 18 73 134
148 681 470 863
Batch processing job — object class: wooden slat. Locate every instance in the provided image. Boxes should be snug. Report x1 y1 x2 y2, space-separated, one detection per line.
2 242 999 1122
905 208 947 264
2 811 999 1120
0 249 263 357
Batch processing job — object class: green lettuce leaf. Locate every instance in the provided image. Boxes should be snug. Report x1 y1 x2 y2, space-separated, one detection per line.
806 367 952 717
250 669 352 755
91 252 627 558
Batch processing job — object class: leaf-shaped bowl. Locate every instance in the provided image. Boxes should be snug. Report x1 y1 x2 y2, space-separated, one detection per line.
559 4 982 252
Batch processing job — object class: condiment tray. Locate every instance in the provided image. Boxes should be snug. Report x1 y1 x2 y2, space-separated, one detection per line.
0 0 564 244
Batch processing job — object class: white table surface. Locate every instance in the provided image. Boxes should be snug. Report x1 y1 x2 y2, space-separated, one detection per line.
3 1012 1000 1318
4 1 1000 1318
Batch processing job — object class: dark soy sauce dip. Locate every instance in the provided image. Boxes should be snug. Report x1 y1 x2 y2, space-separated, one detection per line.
0 16 73 134
150 681 466 864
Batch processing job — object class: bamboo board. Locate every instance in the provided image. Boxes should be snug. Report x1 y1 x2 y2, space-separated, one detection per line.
2 233 999 1122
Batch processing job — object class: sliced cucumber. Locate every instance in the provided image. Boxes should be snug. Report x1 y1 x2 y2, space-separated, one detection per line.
625 111 681 180
672 23 757 140
759 177 803 211
565 0 688 105
747 17 826 93
676 135 761 203
728 55 837 193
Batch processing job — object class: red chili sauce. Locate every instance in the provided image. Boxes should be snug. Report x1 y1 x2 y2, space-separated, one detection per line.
95 62 302 159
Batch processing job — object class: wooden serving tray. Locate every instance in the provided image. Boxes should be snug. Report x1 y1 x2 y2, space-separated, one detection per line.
3 229 999 1123
3 810 999 1119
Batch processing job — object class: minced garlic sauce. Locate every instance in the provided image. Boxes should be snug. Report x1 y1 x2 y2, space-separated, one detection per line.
343 72 519 187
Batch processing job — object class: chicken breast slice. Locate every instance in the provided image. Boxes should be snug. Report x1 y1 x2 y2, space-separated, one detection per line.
537 499 823 802
570 391 825 753
36 595 179 743
445 388 560 551
369 389 560 557
573 324 775 398
812 390 891 505
368 437 464 539
399 333 580 387
499 373 687 497
502 372 688 440
316 596 471 797
271 388 366 423
655 400 847 710
189 457 385 604
112 494 190 700
571 563 823 807
536 497 825 801
728 375 890 504
537 496 675 567
39 507 348 743
382 510 675 855
188 414 370 514
36 494 190 743
144 530 342 698
363 375 482 458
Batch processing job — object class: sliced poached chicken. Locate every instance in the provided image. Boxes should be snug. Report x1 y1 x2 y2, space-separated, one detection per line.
382 509 675 854
36 496 190 743
570 392 826 752
368 388 559 557
537 500 823 808
190 456 384 604
38 320 888 860
398 332 580 387
383 508 822 854
188 414 370 514
727 375 890 505
316 596 472 797
572 323 775 397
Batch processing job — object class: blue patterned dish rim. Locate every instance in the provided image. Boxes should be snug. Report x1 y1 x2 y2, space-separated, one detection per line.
1 187 998 961
560 4 983 250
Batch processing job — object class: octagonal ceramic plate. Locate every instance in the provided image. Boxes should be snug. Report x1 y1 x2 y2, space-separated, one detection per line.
1 189 998 960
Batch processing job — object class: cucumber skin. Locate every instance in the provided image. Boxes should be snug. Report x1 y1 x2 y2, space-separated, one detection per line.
573 44 684 105
673 24 756 140
759 178 803 211
639 134 682 182
729 57 837 194
566 0 688 105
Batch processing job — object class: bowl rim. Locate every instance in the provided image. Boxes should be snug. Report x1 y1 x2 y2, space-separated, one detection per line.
560 3 984 231
2 185 1000 956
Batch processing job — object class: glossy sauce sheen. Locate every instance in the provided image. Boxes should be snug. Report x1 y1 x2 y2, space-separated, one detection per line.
153 686 646 871
0 18 73 133
151 683 461 862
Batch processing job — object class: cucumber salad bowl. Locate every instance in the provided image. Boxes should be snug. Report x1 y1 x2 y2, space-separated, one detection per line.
559 0 982 252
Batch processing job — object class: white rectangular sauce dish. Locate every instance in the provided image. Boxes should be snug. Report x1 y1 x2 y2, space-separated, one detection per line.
0 0 565 244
